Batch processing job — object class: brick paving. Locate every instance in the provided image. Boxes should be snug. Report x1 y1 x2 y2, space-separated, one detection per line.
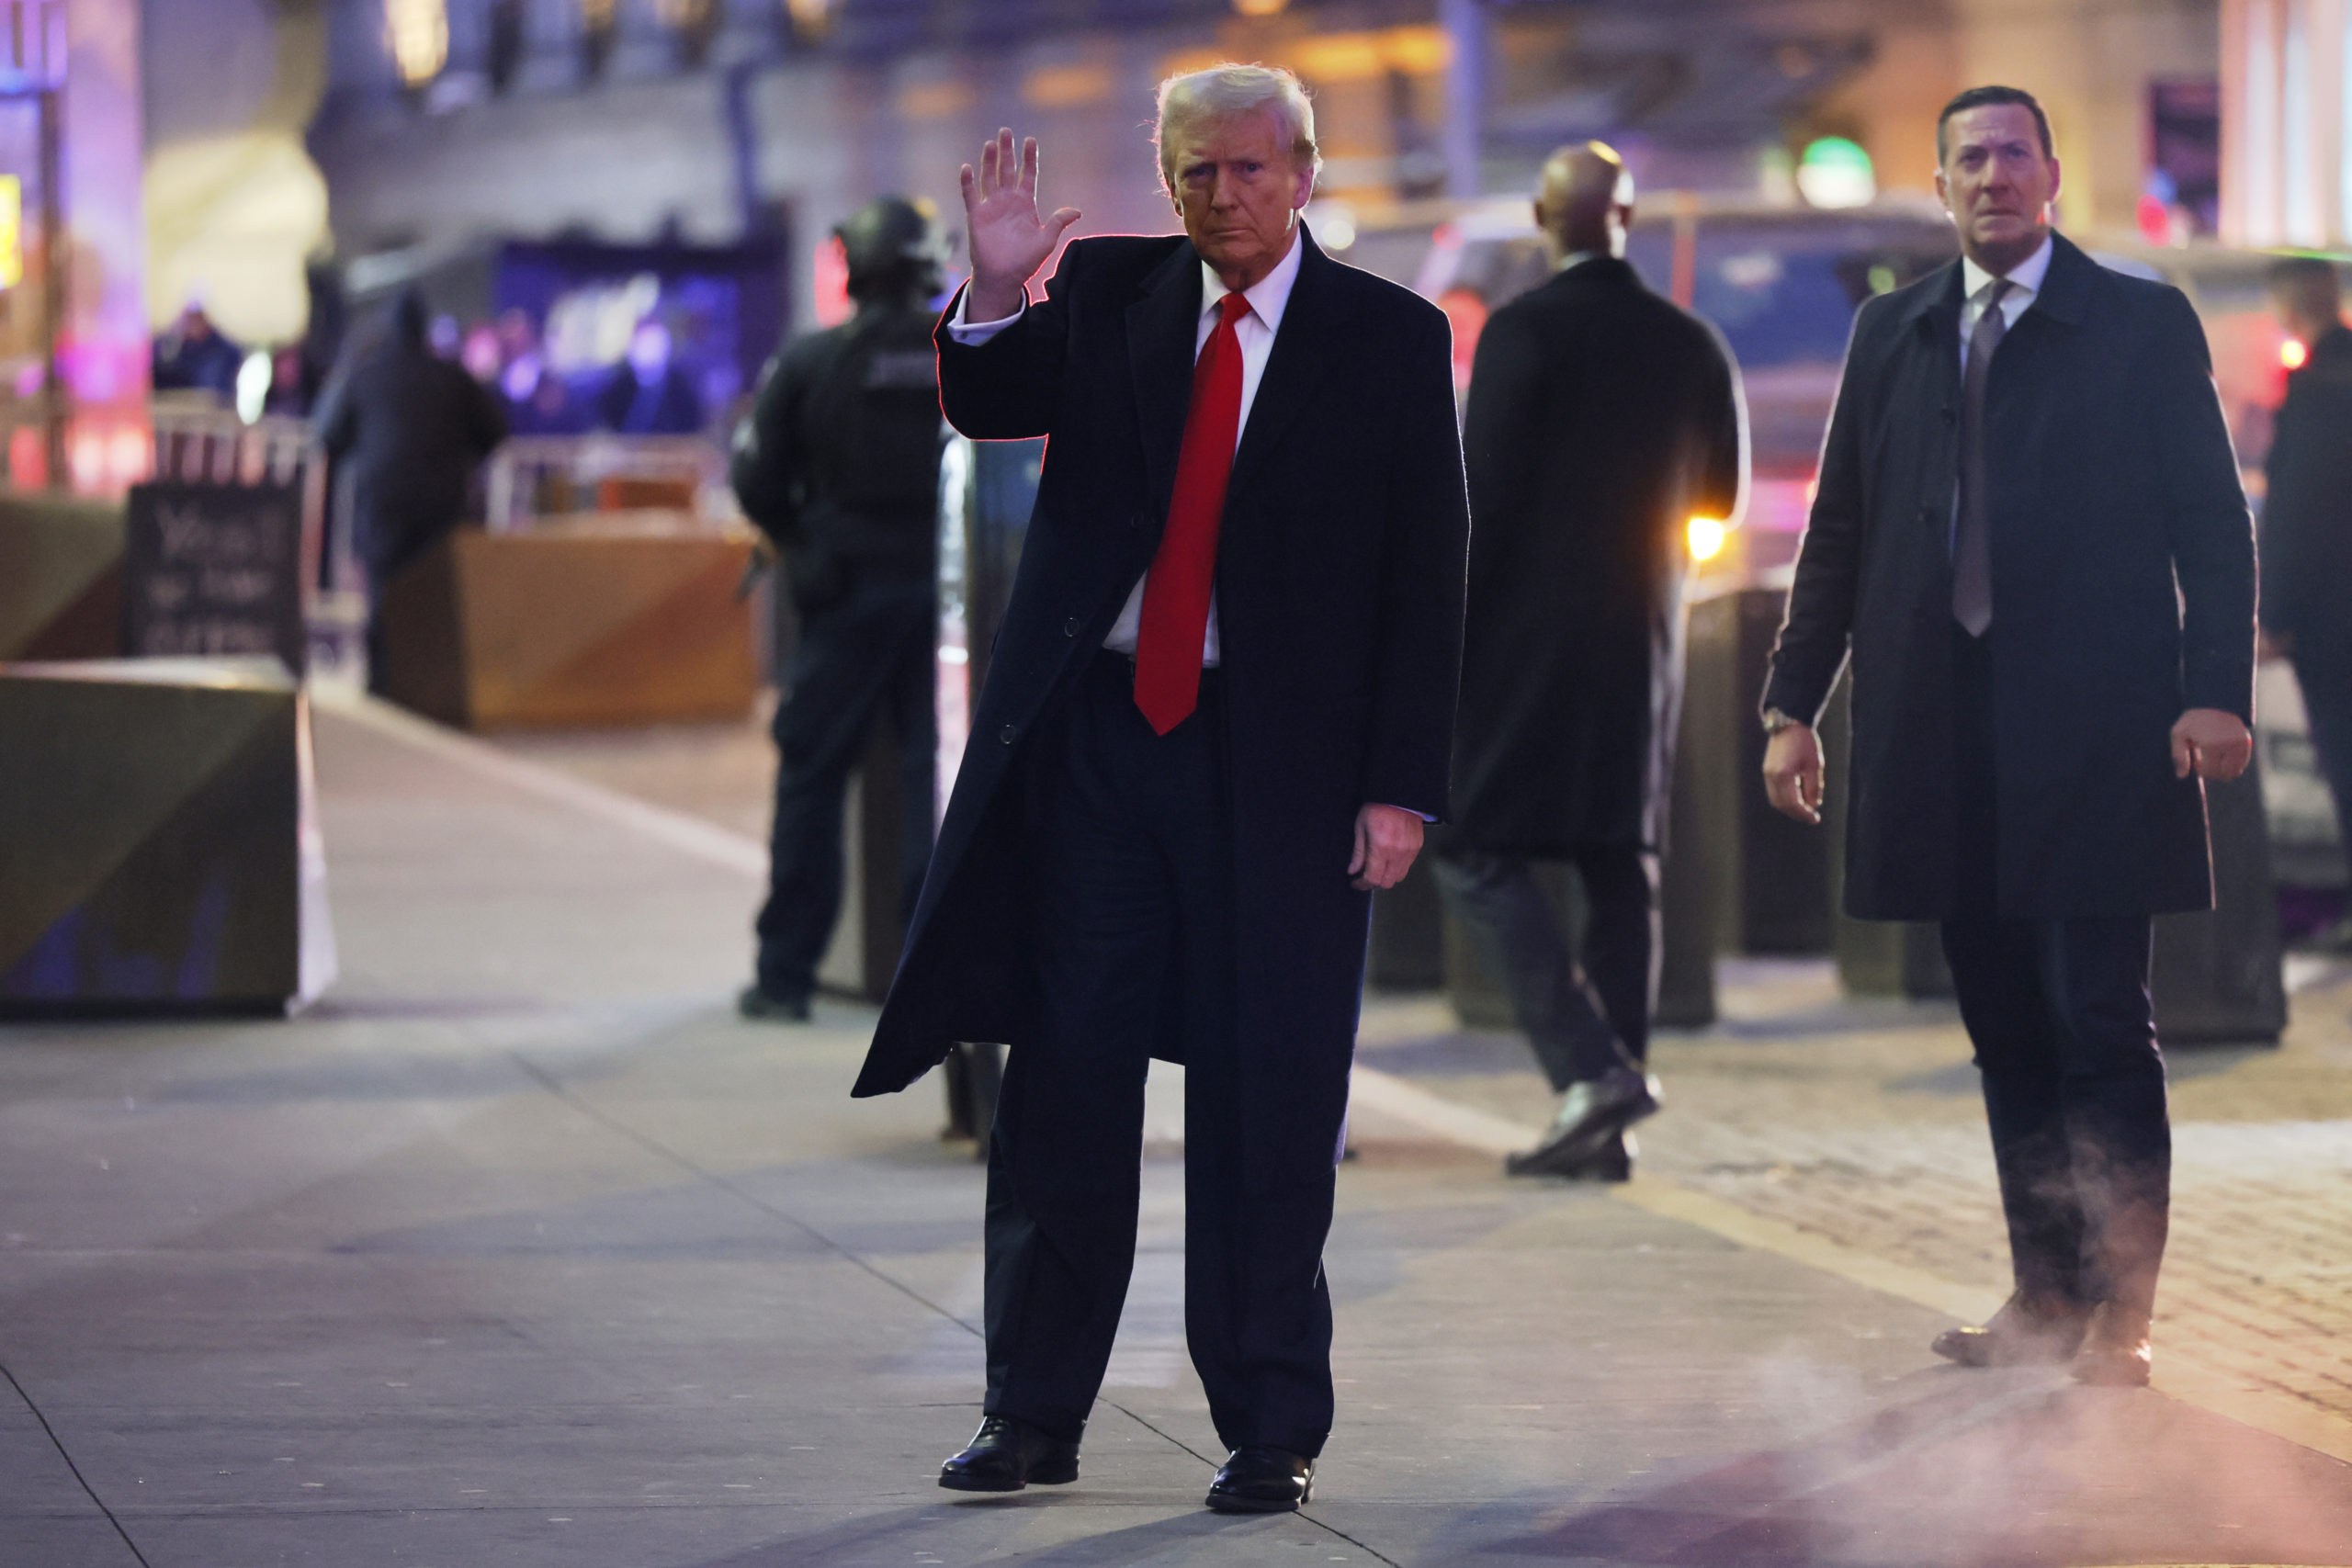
1359 959 2352 1431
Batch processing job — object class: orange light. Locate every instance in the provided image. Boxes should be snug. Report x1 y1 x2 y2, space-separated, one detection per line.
2282 337 2310 370
1688 516 1730 562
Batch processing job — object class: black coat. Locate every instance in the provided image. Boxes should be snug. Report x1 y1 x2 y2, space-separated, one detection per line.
315 337 508 577
2261 322 2352 652
1764 233 2256 919
853 231 1469 1128
1455 256 1745 852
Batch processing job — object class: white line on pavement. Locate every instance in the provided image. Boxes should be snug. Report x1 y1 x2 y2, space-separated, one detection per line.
313 687 769 880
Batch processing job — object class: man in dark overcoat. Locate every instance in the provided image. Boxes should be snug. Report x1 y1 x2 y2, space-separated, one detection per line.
1443 141 1746 1180
1762 86 2255 1387
314 289 509 695
2260 254 2352 944
850 67 1467 1511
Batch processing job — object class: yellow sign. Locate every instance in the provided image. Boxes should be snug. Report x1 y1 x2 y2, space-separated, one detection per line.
0 175 22 291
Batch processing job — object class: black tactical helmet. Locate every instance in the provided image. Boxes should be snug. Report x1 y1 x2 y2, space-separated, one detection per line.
835 196 949 302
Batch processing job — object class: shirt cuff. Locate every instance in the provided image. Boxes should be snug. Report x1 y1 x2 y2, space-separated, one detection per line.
946 292 1024 345
1374 804 1439 823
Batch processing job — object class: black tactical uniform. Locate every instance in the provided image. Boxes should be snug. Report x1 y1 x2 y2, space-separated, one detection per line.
733 197 948 1018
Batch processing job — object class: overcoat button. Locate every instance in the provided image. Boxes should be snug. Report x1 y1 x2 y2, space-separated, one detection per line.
1063 617 1080 637
1000 724 1017 745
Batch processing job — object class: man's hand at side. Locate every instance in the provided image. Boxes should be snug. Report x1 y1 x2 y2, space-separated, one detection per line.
960 128 1081 322
2171 707 2253 782
1350 805 1424 891
1763 723 1826 825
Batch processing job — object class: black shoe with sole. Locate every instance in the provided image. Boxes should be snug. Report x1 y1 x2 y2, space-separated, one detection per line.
737 985 811 1022
1506 1070 1659 1177
938 1415 1080 1493
1204 1446 1314 1513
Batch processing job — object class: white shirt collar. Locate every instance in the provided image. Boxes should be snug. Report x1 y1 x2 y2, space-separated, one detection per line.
1200 225 1306 334
1555 249 1605 274
1962 231 2054 304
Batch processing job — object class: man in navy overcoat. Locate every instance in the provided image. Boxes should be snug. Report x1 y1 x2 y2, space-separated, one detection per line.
850 66 1467 1511
1762 86 2256 1388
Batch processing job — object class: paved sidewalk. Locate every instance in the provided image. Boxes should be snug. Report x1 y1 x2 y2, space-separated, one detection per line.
1 698 2346 1565
1357 958 2352 1447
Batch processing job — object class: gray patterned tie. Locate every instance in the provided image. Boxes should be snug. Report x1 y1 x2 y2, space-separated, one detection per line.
1952 277 2012 637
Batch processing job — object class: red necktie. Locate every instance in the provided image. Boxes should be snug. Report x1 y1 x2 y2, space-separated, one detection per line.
1134 290 1251 735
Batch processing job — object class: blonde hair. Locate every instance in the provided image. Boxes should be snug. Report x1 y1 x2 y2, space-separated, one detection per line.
1154 63 1321 195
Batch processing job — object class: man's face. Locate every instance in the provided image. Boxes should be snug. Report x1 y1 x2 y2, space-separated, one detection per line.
1936 104 2061 267
1166 109 1313 287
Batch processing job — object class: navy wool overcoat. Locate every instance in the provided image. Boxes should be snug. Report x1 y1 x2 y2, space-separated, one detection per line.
852 231 1470 1172
1763 232 2256 919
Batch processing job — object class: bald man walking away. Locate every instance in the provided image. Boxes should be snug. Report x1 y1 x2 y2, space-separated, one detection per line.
1439 142 1746 1180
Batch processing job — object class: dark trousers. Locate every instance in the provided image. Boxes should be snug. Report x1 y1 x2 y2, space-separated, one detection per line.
2290 635 2352 856
982 653 1337 1457
1940 627 2170 1316
753 576 936 1000
1430 843 1657 1089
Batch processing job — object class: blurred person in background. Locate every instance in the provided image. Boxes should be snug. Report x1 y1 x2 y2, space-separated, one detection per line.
1440 141 1747 1183
153 299 244 401
493 310 577 435
315 289 510 694
1763 86 2255 1389
597 318 704 434
729 196 950 1021
2260 256 2352 948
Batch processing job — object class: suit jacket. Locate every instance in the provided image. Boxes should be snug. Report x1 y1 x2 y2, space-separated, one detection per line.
1763 232 2255 919
852 232 1469 1163
1454 255 1745 853
2261 322 2352 652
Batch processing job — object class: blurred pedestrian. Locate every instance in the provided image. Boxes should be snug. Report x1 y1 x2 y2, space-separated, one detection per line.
314 289 510 694
2260 255 2352 946
1442 141 1746 1183
153 300 244 401
729 197 951 1021
860 69 1465 1512
597 319 704 434
1762 86 2256 1388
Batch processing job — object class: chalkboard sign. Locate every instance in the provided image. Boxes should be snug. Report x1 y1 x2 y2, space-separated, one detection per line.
121 482 306 675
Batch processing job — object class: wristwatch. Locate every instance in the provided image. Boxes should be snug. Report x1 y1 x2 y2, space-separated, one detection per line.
1761 707 1802 736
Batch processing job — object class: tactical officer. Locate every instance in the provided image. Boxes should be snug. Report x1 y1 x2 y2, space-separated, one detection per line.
733 197 950 1021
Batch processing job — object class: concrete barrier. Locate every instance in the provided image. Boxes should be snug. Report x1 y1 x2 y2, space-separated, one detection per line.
379 515 759 730
0 659 334 1014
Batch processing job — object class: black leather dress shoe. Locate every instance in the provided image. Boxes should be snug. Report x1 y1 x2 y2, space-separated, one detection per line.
1930 1292 2092 1369
938 1415 1080 1492
736 985 810 1022
2068 1301 2153 1387
1204 1446 1314 1513
1506 1070 1659 1178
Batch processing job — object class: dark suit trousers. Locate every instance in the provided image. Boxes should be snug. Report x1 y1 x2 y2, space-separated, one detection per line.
1939 628 2171 1315
2290 632 2352 856
983 653 1337 1457
753 576 937 1000
1431 845 1656 1089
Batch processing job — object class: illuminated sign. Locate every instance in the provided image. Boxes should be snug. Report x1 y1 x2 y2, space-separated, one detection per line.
0 175 21 290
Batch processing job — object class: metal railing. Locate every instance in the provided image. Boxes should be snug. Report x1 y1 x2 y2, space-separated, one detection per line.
483 433 735 532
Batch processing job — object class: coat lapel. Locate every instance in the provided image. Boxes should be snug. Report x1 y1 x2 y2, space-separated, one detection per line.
1903 257 1965 370
1125 240 1204 521
1227 228 1339 502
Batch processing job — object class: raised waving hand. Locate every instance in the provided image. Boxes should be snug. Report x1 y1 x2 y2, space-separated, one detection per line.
960 129 1081 322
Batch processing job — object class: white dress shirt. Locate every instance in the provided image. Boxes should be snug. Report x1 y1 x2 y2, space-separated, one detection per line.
947 229 1306 666
1959 233 2052 372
